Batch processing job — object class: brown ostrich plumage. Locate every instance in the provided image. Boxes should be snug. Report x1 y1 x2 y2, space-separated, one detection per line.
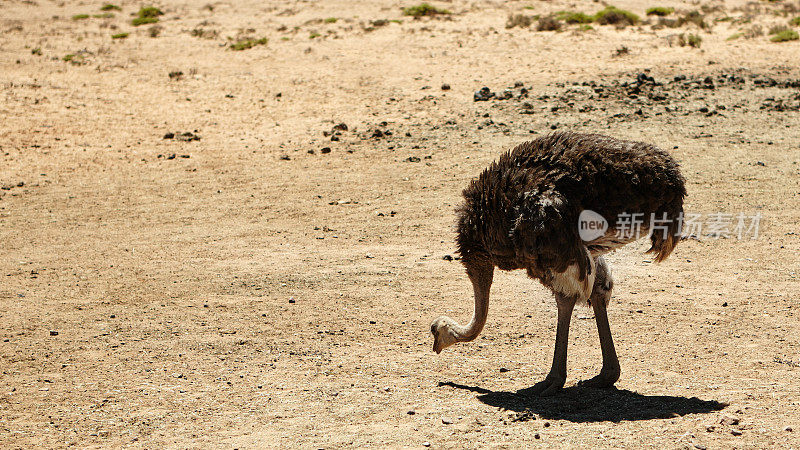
432 131 686 395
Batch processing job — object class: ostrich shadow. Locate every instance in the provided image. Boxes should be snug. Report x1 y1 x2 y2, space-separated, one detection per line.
439 381 727 422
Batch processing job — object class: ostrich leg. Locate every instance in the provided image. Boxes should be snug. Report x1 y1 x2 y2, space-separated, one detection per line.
530 293 576 396
580 256 621 387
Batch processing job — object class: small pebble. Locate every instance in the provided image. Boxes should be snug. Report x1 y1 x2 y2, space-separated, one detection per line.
422 442 431 448
544 422 551 427
784 426 793 432
49 330 58 336
441 83 450 90
288 297 295 304
731 429 742 436
407 410 416 415
442 417 453 425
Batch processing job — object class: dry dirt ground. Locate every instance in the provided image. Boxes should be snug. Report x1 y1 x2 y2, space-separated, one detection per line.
2 0 800 448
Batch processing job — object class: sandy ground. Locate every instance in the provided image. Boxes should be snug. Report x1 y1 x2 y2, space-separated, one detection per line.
2 0 800 447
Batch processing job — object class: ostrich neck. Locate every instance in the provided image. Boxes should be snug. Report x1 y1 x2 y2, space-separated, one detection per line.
455 262 494 342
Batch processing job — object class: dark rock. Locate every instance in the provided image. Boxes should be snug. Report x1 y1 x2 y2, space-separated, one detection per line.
332 123 348 131
163 132 175 139
49 330 58 336
321 147 331 154
406 156 421 162
441 83 450 90
474 87 494 101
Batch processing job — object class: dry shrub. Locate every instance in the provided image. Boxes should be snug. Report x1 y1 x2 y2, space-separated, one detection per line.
506 13 533 28
536 15 562 31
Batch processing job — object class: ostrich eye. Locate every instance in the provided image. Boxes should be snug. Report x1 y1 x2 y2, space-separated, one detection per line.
430 324 437 335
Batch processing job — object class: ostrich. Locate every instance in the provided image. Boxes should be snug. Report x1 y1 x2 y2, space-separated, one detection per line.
431 131 686 396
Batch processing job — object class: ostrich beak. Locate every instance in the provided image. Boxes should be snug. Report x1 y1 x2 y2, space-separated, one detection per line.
431 327 442 354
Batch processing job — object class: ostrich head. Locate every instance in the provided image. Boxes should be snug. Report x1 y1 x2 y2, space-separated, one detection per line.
430 316 460 354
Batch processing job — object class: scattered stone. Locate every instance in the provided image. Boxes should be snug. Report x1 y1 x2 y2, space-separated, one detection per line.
731 429 742 436
441 417 453 425
544 421 551 427
474 87 494 101
166 153 176 160
280 155 291 160
406 156 421 162
321 147 331 154
441 83 450 90
720 415 740 426
49 330 58 336
407 410 416 415
422 442 431 447
168 70 183 80
369 320 376 324
288 297 295 304
722 302 728 307
785 426 793 432
497 89 513 100
499 367 509 372
163 132 175 139
442 254 453 261
534 433 541 439
176 131 201 142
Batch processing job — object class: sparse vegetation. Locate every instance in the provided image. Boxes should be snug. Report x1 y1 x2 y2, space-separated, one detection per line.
769 24 790 35
727 32 743 40
579 24 594 31
132 6 163 26
506 13 533 28
770 29 799 41
402 3 451 17
536 14 562 31
72 14 90 20
62 53 87 64
132 17 159 26
556 11 594 24
137 6 163 18
792 16 800 26
229 37 268 50
744 24 765 38
31 47 42 55
646 7 674 16
324 17 338 23
686 33 702 47
100 4 121 11
594 6 640 26
149 25 163 37
191 28 219 39
111 32 129 39
309 32 321 39
93 13 114 18
677 11 708 29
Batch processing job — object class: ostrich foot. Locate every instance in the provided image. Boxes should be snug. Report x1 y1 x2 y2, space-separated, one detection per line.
578 367 620 388
529 374 566 397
